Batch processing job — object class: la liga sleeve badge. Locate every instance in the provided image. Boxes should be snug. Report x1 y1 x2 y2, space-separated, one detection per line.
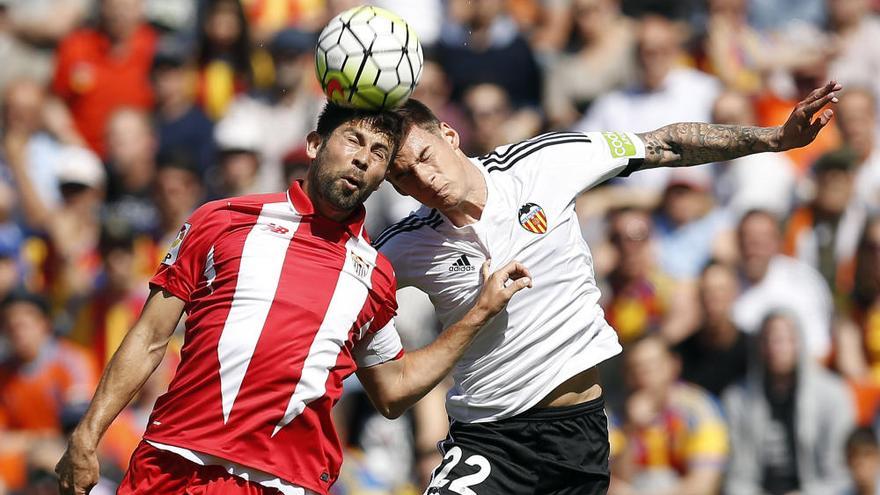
162 223 192 266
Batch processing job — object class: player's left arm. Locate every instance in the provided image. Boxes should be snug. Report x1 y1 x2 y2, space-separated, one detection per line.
357 261 532 419
635 81 841 170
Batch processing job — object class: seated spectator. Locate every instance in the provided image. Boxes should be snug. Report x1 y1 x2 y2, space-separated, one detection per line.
211 111 263 197
711 90 797 218
0 290 98 491
52 0 157 156
653 168 735 280
699 0 767 94
436 0 542 107
723 311 854 495
674 260 748 397
69 220 150 367
836 217 880 383
153 151 204 250
610 335 728 495
732 209 834 359
219 27 323 193
784 148 866 302
837 87 880 212
195 0 273 120
410 58 471 149
542 0 636 128
151 40 216 177
826 0 880 110
574 14 722 193
462 83 541 156
0 0 87 93
602 207 698 344
0 79 64 215
845 427 880 495
103 108 160 235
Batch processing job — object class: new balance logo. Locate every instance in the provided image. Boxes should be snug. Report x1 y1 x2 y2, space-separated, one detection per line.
449 255 476 272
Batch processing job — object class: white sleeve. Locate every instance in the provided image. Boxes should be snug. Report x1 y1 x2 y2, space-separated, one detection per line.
492 131 646 204
353 320 404 368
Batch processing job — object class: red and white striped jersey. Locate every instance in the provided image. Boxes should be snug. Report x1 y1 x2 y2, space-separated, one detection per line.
144 181 402 495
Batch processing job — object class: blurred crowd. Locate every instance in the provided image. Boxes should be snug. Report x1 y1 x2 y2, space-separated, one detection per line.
2 0 880 493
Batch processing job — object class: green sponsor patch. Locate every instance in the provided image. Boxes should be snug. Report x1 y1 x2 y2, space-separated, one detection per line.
601 131 636 158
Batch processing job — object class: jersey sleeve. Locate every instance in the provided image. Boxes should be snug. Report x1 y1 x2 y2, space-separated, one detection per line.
150 201 229 303
352 320 405 368
496 131 646 204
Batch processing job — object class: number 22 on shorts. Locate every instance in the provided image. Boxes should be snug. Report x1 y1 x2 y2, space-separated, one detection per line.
427 447 492 495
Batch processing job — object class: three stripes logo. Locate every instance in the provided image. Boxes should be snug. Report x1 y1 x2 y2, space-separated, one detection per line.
518 203 548 234
449 254 476 272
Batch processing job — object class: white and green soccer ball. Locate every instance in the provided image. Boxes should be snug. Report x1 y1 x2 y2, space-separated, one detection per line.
315 5 423 110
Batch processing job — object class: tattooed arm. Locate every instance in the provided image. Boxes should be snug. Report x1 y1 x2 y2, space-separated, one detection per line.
635 81 841 170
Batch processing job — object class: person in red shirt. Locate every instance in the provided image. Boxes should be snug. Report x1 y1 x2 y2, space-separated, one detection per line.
55 104 532 495
52 0 157 156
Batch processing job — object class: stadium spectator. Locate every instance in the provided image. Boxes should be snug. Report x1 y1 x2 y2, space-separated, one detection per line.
723 311 854 495
436 0 542 107
542 0 636 128
153 151 204 248
68 220 150 368
1 79 64 215
711 90 797 218
837 87 880 212
674 260 748 397
574 14 722 192
211 109 264 197
732 209 834 359
103 109 160 236
0 0 87 93
826 0 880 108
52 0 157 157
845 427 880 495
195 0 273 120
603 207 698 345
410 59 471 149
461 83 541 156
653 167 735 281
699 0 766 94
784 148 866 302
836 217 880 382
610 335 728 495
218 27 323 193
151 40 216 176
0 290 97 491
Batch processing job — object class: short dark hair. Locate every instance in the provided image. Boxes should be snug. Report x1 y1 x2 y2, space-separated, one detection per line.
846 427 879 455
314 102 404 151
1 289 50 318
394 98 442 135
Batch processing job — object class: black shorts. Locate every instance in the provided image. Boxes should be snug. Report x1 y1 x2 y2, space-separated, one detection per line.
424 396 610 495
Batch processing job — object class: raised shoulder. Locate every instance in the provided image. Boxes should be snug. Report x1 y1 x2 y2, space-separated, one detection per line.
475 131 593 174
372 208 443 251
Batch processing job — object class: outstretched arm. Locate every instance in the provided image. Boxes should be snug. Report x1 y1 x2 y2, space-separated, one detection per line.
357 261 532 419
55 289 184 495
635 81 841 170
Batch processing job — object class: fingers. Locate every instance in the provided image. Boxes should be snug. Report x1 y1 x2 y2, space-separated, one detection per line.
504 276 533 296
808 109 835 138
493 261 533 287
480 260 491 284
801 81 843 116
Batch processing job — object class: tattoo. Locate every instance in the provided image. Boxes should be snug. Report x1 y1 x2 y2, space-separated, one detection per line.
636 123 782 169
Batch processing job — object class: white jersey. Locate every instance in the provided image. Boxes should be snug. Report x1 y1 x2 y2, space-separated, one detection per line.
376 131 647 423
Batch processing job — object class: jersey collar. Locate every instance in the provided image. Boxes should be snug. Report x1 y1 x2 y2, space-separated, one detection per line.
287 180 367 236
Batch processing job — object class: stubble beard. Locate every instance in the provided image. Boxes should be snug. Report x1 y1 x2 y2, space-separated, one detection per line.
311 154 369 212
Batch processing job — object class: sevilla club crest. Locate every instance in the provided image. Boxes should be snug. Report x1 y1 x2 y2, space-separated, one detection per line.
518 203 547 234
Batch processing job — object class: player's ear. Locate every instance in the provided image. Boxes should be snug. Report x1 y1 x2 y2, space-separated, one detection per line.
305 131 323 159
439 122 460 150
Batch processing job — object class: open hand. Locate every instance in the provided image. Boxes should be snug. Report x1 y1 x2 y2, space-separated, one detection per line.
778 80 842 151
473 260 532 318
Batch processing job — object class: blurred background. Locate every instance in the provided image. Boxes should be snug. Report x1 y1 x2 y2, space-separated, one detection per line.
1 0 880 493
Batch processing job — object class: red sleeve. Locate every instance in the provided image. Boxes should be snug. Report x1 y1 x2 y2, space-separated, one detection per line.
150 201 229 303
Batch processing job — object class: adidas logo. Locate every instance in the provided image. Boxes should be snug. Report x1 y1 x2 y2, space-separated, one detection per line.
449 254 476 272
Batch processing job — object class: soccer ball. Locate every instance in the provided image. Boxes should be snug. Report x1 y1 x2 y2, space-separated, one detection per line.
315 5 423 110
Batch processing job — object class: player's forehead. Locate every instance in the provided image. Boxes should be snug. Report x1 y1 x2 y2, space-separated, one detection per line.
334 120 394 149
